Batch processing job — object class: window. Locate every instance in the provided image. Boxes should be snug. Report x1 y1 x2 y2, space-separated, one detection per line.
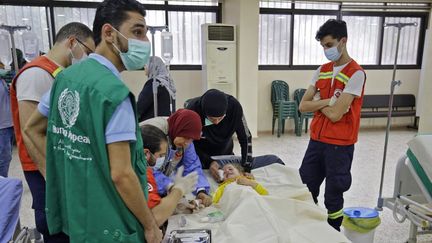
260 0 291 8
56 0 102 1
146 10 166 58
343 15 381 65
259 1 428 69
169 11 216 65
259 14 291 65
294 1 338 10
0 5 50 54
381 17 421 65
54 7 96 32
0 1 221 68
168 1 218 6
293 14 334 65
139 0 165 4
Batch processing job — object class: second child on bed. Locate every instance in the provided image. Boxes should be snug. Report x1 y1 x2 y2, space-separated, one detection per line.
213 163 268 203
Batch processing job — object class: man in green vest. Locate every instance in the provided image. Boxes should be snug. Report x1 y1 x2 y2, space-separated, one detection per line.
23 0 162 242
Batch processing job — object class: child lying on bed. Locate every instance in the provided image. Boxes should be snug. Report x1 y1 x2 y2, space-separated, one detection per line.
213 163 268 203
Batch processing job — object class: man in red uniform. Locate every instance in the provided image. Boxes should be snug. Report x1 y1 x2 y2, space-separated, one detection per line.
299 19 366 231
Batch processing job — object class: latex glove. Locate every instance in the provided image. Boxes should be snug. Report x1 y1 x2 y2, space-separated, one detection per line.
313 91 321 101
175 198 203 214
172 166 198 196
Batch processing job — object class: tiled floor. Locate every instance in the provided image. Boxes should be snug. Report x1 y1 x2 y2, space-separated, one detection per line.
8 126 432 242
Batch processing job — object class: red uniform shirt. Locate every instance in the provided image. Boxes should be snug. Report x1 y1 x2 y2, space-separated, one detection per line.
310 60 366 145
147 167 161 209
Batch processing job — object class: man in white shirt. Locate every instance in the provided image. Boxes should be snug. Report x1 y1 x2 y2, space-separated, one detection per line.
10 22 95 242
299 19 366 231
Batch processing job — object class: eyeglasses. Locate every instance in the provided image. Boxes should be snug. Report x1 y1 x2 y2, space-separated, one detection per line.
76 38 94 55
148 150 166 160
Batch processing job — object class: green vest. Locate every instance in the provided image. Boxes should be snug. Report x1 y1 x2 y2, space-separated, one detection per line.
45 58 148 242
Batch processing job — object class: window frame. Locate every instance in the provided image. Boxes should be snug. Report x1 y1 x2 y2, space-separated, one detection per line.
0 0 222 70
259 3 429 70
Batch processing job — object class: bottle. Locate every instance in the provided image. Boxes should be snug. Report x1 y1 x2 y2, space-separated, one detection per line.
22 31 39 62
161 30 173 65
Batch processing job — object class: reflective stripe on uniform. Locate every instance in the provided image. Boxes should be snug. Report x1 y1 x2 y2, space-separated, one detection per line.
335 72 349 84
328 209 344 219
52 67 63 78
318 71 333 79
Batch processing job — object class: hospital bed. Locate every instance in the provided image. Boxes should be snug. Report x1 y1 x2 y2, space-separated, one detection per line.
382 135 432 243
164 163 350 243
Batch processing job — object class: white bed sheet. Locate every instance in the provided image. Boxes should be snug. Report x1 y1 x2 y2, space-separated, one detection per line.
164 163 350 243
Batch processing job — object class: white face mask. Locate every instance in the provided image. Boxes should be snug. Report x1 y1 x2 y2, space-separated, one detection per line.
324 41 343 61
0 69 8 76
204 118 213 126
153 157 166 170
70 42 87 65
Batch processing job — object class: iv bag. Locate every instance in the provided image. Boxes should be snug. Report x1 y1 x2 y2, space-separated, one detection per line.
0 31 12 68
161 30 173 64
22 31 39 62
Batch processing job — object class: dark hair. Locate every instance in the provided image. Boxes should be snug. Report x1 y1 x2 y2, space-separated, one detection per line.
141 125 168 154
10 48 27 70
54 22 93 43
315 19 347 41
93 0 147 46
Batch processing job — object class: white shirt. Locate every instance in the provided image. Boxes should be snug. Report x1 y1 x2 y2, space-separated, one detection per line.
16 67 54 102
310 61 365 97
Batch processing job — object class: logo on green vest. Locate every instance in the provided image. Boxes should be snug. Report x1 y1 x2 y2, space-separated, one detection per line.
58 88 80 128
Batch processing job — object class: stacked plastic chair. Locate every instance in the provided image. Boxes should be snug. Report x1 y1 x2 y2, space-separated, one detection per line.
294 88 314 135
271 80 300 137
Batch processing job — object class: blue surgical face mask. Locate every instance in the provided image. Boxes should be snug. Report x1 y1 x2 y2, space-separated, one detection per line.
204 118 213 126
112 27 151 70
153 157 166 170
324 42 342 61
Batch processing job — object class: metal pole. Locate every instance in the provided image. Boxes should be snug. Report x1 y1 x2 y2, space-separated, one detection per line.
151 30 156 57
147 25 168 118
153 77 158 117
9 29 19 72
376 22 417 210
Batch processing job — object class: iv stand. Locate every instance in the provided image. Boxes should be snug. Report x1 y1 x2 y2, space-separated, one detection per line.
376 22 418 211
147 25 170 117
0 24 31 71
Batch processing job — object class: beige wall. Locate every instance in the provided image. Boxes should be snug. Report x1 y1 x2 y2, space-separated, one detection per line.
223 0 260 137
258 69 421 132
122 68 421 133
418 18 432 133
121 70 203 109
